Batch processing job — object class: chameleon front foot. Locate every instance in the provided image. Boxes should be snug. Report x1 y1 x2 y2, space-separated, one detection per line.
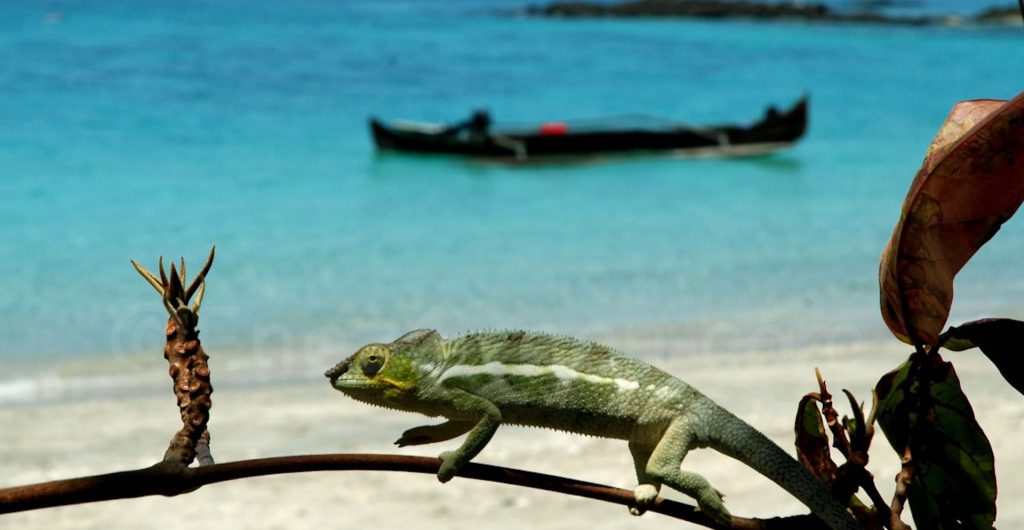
629 484 660 516
436 450 463 483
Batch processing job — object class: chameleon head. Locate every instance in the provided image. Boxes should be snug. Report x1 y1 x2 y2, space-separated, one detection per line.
325 329 441 407
325 343 398 402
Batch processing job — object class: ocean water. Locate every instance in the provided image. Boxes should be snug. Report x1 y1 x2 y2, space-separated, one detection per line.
1 0 1022 401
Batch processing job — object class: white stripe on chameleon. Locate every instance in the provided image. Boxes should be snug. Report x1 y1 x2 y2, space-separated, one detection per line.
439 361 640 391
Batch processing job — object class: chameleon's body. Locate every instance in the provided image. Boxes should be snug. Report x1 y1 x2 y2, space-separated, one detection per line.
326 329 857 530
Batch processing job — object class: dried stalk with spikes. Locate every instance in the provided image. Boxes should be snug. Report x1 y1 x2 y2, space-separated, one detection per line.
130 246 216 466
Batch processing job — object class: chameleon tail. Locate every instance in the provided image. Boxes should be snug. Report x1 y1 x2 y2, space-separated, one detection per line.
703 402 859 530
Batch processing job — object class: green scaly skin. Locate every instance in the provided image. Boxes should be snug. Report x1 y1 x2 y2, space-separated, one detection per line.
326 329 858 530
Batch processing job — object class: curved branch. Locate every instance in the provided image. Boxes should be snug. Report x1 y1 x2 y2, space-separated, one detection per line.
0 453 824 529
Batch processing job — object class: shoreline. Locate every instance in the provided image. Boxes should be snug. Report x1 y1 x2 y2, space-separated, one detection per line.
2 338 1021 528
0 320 894 408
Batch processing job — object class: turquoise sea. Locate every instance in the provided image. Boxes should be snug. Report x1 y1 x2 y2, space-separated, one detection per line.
1 0 1023 401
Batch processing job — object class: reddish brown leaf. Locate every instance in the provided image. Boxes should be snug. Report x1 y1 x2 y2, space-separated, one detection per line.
794 394 836 484
880 92 1024 347
943 318 1024 396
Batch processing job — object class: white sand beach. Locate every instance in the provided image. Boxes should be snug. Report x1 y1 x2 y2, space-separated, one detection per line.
2 338 1022 530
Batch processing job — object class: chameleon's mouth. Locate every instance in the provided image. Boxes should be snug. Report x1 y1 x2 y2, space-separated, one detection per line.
324 359 350 383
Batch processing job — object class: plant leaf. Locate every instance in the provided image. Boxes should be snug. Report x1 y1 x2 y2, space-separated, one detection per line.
794 394 836 484
942 318 1024 395
880 92 1024 347
875 353 996 530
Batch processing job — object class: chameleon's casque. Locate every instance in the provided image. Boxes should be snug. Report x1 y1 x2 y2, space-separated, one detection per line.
327 329 858 530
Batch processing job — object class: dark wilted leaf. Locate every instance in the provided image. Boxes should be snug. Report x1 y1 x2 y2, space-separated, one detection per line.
880 93 1024 347
942 318 1024 396
841 389 872 455
875 353 996 530
794 394 836 484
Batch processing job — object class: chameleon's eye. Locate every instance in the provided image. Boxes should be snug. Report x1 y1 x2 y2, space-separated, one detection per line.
362 353 385 377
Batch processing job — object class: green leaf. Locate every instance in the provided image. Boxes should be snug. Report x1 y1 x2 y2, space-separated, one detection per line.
875 353 996 530
794 395 835 484
942 318 1024 396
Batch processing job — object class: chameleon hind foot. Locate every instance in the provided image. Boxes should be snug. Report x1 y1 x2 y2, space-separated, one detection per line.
695 488 730 526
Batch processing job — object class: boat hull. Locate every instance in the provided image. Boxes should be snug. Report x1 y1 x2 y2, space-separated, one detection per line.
370 96 808 159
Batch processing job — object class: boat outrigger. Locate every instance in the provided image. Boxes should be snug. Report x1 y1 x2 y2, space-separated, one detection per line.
369 96 808 160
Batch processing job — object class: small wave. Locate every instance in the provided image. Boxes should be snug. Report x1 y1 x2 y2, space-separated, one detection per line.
0 348 339 407
0 379 33 403
0 372 165 406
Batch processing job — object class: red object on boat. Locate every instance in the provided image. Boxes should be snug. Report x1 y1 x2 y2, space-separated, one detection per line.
538 122 568 135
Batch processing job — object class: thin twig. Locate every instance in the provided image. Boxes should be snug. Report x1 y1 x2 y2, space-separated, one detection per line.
195 429 214 467
889 447 913 530
184 246 215 303
815 368 852 458
130 259 165 295
0 454 827 529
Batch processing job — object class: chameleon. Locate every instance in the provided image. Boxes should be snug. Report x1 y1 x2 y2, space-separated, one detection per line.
325 329 858 530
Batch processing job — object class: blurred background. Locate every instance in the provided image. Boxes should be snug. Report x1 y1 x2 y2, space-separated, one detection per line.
1 0 1022 399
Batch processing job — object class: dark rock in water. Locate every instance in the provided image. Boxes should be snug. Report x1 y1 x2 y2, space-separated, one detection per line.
525 0 1020 27
850 0 923 8
527 0 833 20
974 6 1024 26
